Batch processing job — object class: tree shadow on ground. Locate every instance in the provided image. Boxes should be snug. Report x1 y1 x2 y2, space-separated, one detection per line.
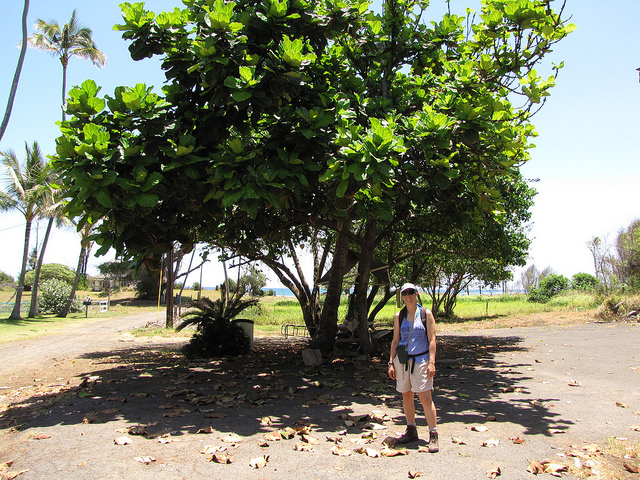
0 333 571 441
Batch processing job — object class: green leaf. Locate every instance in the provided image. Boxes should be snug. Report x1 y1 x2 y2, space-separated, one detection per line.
269 0 288 17
135 193 159 207
95 188 113 208
231 90 252 102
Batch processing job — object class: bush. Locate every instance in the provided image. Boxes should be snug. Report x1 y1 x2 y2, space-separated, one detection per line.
25 263 75 287
0 270 14 286
177 294 258 359
572 273 599 291
528 274 570 303
596 294 640 320
135 275 158 300
39 278 83 315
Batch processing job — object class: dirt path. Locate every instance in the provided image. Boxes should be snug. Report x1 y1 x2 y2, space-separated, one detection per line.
1 313 639 479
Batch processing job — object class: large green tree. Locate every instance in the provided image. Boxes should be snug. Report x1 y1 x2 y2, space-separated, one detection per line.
28 9 107 121
53 0 574 351
0 142 52 319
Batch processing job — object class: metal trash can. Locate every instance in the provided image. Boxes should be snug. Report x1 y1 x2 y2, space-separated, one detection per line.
232 319 254 349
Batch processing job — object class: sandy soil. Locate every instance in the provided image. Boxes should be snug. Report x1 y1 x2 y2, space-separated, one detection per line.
1 311 639 480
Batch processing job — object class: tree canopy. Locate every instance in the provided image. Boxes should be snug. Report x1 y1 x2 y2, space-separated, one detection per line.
52 0 574 350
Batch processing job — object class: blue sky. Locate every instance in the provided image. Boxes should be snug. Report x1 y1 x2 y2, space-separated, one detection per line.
1 0 639 289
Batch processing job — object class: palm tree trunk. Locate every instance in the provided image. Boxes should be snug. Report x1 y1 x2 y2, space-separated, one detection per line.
10 219 32 320
0 0 29 142
61 59 68 121
28 216 54 317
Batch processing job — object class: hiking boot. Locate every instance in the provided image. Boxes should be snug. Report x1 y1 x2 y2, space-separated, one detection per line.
394 425 419 444
428 430 439 453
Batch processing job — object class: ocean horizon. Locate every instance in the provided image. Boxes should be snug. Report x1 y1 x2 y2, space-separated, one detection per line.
203 286 521 297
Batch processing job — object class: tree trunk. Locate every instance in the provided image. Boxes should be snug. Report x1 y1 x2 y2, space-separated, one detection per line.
313 218 352 353
10 219 32 320
0 0 29 142
61 58 68 122
28 216 54 317
165 246 175 328
354 219 376 354
59 240 88 317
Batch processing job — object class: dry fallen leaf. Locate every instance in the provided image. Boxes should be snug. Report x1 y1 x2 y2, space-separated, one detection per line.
370 411 390 423
263 431 281 442
200 445 227 455
331 445 352 457
623 462 640 474
292 443 315 452
568 380 581 387
631 425 640 432
408 470 423 478
471 425 489 432
30 433 51 440
249 455 269 469
221 433 243 443
133 456 156 464
616 401 629 408
380 446 409 457
210 453 234 464
279 427 296 439
301 434 320 445
544 463 568 477
355 447 380 457
260 416 273 426
510 437 526 444
527 460 545 474
482 439 500 448
114 436 132 445
196 426 214 434
0 461 29 480
451 437 467 445
549 429 566 435
487 466 501 479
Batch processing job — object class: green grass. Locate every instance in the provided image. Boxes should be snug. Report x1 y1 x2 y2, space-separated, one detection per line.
0 288 603 343
450 291 600 321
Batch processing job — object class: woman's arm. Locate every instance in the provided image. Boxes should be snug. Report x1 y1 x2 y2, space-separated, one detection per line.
426 309 436 378
388 312 401 379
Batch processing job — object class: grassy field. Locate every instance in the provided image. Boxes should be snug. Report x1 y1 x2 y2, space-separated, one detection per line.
0 287 602 343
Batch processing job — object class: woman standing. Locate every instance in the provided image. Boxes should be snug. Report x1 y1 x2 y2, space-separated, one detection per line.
387 283 438 452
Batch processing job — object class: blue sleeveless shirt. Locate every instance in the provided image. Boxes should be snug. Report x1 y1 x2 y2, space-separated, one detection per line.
399 305 430 363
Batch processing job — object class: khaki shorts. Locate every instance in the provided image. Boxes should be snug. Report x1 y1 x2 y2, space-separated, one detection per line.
393 355 434 393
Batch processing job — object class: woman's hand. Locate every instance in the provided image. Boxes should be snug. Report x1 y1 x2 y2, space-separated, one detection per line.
388 363 396 380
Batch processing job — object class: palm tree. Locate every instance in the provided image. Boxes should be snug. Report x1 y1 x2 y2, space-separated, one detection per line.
0 0 30 142
28 185 68 317
28 9 106 121
0 142 51 320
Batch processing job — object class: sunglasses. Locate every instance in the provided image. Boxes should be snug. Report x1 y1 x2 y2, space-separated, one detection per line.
401 289 416 296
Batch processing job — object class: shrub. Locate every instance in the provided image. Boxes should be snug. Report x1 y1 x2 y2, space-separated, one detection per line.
528 274 570 303
0 270 14 286
39 278 83 315
135 275 158 300
25 263 75 287
572 273 599 291
177 293 258 359
596 294 640 320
